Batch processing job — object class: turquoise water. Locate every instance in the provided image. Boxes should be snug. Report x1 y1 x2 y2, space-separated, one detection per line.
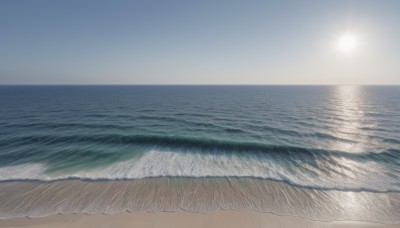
1 85 399 193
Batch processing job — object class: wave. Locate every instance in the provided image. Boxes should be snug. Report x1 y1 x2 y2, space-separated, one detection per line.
0 145 399 193
1 133 398 156
1 133 399 193
0 168 399 194
1 134 399 175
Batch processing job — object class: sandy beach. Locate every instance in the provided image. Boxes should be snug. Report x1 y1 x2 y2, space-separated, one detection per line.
0 210 398 228
2 0 400 227
2 179 397 228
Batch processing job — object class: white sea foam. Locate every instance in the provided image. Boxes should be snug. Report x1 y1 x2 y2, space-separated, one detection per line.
0 149 397 192
0 163 48 180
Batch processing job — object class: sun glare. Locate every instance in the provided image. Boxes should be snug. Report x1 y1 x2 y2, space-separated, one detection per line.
337 34 358 53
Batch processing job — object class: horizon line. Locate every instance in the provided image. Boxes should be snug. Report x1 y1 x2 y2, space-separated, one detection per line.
0 84 399 86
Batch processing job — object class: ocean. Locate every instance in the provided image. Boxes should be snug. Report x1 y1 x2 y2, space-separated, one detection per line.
0 85 399 223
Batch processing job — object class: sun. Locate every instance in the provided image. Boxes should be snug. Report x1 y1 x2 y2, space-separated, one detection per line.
337 34 358 52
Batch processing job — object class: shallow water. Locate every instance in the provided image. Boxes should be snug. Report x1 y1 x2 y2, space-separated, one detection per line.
0 85 399 222
0 178 399 223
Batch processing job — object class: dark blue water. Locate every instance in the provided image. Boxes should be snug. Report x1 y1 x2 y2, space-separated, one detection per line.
0 85 399 192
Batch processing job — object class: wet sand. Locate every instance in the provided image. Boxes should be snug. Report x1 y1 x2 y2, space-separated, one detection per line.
0 178 399 227
0 210 397 228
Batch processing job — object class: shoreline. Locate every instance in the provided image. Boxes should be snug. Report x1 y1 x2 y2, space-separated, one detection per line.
0 210 398 228
0 177 399 223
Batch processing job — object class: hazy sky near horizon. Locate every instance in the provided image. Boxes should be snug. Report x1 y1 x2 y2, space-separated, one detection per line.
0 0 399 84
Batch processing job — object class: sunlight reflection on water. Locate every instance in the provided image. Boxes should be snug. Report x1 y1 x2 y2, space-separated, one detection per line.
330 85 367 153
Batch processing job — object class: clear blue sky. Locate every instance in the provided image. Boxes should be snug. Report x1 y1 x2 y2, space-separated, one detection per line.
0 0 399 84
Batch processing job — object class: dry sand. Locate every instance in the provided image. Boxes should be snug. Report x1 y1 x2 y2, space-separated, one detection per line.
0 210 397 228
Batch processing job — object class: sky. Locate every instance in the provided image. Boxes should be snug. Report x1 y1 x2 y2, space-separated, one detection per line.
0 0 399 85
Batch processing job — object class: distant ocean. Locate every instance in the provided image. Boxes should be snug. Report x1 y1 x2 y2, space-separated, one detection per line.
0 85 399 223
